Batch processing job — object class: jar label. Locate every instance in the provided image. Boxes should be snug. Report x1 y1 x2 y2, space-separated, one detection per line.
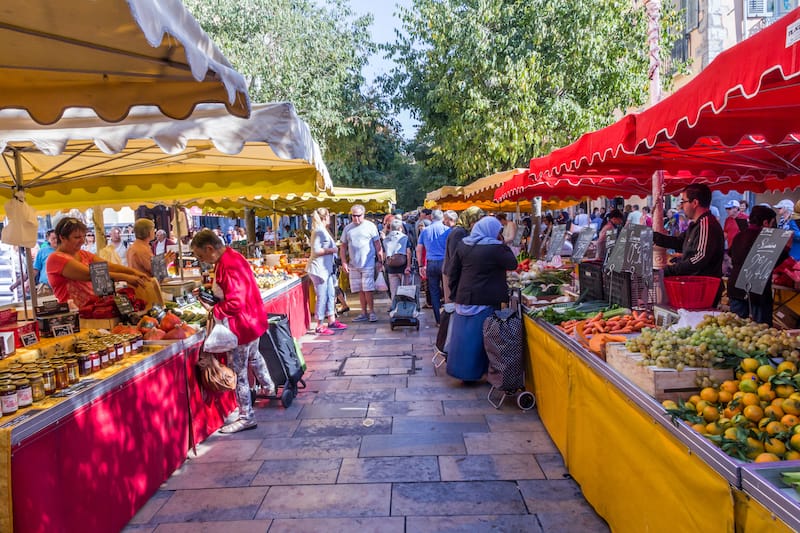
17 387 32 406
1 393 18 413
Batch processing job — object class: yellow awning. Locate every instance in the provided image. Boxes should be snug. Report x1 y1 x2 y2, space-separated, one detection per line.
194 187 397 216
462 169 528 199
0 104 331 216
426 179 575 212
0 0 250 123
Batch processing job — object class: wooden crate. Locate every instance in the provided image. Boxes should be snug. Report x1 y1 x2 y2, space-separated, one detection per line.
605 343 734 402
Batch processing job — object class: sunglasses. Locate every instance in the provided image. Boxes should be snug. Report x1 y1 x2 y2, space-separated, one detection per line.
351 213 364 218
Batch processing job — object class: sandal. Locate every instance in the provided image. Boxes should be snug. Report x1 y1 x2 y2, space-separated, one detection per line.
219 419 257 434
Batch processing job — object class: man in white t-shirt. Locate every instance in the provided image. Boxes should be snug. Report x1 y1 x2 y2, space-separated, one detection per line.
340 204 384 322
626 205 643 226
573 208 590 228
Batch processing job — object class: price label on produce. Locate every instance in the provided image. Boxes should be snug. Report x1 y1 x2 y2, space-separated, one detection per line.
151 254 169 282
622 225 653 284
20 331 39 347
571 226 596 262
605 226 632 273
89 262 115 297
545 224 568 262
114 294 136 316
735 228 792 295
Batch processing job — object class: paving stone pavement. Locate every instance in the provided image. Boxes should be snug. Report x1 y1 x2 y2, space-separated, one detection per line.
125 295 609 533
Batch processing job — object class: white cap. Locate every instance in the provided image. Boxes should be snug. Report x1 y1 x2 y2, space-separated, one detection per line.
724 200 739 209
774 199 794 211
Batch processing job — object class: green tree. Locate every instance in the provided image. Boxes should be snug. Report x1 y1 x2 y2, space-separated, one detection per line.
184 0 374 141
384 0 682 182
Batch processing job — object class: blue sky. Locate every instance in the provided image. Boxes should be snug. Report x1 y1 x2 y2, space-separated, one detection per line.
349 0 417 138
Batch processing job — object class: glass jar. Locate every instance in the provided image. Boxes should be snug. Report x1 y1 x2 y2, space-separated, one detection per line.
53 364 68 390
13 378 32 407
0 384 18 415
41 367 56 395
131 333 143 353
76 353 91 376
27 373 45 402
88 349 100 373
99 346 110 369
114 339 125 361
64 358 80 384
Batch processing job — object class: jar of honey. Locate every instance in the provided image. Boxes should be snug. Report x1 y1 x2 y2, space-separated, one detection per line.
27 373 45 402
13 378 32 407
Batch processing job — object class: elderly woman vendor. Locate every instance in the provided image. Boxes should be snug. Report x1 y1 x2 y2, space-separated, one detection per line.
46 217 150 307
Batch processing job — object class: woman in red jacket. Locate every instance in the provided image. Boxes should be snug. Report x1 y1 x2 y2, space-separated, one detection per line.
191 229 275 433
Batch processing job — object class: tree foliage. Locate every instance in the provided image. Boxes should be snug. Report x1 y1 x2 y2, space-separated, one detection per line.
184 0 374 141
384 0 682 182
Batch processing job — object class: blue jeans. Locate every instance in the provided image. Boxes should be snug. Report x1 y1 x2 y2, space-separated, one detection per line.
426 259 444 323
730 296 773 326
314 275 336 321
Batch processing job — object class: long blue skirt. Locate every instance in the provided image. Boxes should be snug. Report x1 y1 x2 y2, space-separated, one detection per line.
446 307 493 381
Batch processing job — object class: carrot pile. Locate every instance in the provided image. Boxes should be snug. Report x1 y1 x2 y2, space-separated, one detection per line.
557 310 655 336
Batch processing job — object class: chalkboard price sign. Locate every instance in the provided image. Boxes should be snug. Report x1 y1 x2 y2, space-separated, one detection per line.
572 226 596 262
89 262 115 297
623 225 653 283
605 226 632 273
545 224 568 262
735 228 792 296
151 254 169 282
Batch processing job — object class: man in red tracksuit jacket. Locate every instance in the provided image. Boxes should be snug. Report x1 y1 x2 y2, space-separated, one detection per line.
653 183 725 282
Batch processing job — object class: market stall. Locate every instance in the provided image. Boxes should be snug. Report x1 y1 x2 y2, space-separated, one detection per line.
0 330 213 533
490 9 800 531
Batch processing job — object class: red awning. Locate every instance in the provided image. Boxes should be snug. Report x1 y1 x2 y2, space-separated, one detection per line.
523 7 800 191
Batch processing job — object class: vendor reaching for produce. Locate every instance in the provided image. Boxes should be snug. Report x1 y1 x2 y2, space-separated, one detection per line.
652 184 724 281
46 217 151 308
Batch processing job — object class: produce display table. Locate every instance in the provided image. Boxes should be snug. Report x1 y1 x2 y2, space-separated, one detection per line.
524 315 796 533
261 276 310 338
1 332 229 533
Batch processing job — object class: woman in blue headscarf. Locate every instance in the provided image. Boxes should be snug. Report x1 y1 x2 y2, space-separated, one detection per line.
444 216 518 382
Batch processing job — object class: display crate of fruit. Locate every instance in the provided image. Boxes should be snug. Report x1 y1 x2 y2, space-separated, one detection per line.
740 462 800 532
605 342 735 402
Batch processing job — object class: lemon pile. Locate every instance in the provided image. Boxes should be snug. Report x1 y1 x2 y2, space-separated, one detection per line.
664 358 800 462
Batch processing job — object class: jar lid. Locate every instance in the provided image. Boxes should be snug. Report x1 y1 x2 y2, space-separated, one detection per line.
53 363 67 370
12 378 30 386
0 384 16 393
27 372 43 380
64 358 77 363
10 373 27 380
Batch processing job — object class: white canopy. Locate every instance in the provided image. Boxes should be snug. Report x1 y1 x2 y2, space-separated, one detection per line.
0 103 332 215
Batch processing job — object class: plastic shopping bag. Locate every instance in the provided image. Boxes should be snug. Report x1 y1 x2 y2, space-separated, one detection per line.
204 318 238 353
374 270 389 292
